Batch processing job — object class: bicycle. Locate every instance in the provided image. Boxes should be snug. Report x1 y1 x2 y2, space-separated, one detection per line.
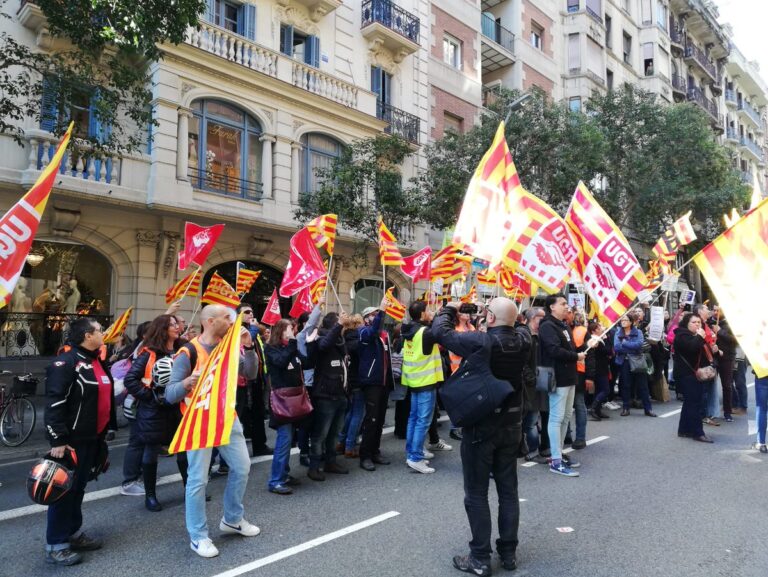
0 370 37 447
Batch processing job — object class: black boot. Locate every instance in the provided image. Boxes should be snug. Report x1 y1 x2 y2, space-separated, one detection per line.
143 463 162 512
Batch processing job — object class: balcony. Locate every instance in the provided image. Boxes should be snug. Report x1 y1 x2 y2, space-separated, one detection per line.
725 89 738 109
687 87 719 123
188 166 263 202
377 101 420 145
710 74 722 96
725 127 739 144
684 41 717 82
740 136 765 164
671 74 687 101
669 18 684 56
481 13 515 73
278 0 342 22
738 100 763 130
26 129 121 185
361 0 420 63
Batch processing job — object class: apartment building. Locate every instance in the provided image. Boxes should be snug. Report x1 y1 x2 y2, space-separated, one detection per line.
1 0 432 362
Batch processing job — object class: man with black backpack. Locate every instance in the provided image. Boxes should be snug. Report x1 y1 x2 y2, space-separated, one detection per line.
432 297 531 576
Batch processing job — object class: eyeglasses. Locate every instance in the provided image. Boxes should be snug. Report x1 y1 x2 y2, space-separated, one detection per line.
241 310 253 315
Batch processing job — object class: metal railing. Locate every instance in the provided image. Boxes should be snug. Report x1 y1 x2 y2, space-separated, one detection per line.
188 166 263 201
725 88 738 105
671 73 686 93
684 41 717 80
686 87 718 120
0 313 113 358
361 0 420 44
481 13 515 54
377 101 420 144
740 136 765 161
726 127 739 141
739 100 762 127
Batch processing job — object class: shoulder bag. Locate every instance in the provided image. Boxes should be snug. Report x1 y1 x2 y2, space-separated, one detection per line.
535 366 556 393
627 353 649 374
679 351 717 382
269 358 313 422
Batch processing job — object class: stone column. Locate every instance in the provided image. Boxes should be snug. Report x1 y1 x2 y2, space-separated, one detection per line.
176 108 193 181
290 141 302 204
259 134 276 199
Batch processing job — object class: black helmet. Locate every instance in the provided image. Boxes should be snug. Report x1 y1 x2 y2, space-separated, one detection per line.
27 448 77 505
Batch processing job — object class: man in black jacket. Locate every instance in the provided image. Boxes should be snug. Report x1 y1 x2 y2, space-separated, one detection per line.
44 317 117 566
538 294 586 477
432 297 530 576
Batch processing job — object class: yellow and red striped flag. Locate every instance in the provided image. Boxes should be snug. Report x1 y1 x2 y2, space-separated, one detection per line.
645 259 663 290
564 182 646 324
309 276 327 304
384 286 406 322
498 269 536 298
102 307 133 344
460 285 477 303
694 197 768 377
652 211 697 263
378 216 405 266
235 262 261 295
0 123 73 310
202 272 240 308
169 312 243 453
165 269 202 304
476 269 497 288
431 245 470 283
307 214 338 256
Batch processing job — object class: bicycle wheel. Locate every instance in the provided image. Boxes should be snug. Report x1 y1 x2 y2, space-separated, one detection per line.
0 397 36 447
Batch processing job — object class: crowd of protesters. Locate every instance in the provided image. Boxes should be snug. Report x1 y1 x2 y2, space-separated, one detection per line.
39 289 758 571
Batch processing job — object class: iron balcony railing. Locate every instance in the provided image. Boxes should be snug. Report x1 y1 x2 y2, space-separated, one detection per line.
687 87 718 120
377 101 420 144
740 136 765 161
739 100 762 126
684 41 717 80
0 313 113 358
481 13 515 54
671 73 686 93
361 0 420 44
726 127 739 141
188 166 263 201
725 88 738 105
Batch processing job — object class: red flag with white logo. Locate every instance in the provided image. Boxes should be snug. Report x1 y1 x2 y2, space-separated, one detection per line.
261 289 282 326
279 227 327 297
289 287 314 319
400 246 432 282
178 222 225 270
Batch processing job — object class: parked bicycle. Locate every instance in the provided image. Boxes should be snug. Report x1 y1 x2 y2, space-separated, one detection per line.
0 371 37 447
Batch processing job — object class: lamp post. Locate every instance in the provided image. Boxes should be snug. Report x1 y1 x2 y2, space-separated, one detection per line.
503 92 533 124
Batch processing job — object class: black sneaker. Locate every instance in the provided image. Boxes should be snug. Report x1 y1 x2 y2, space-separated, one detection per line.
452 554 491 576
69 532 103 551
499 554 517 571
45 549 83 566
449 428 463 441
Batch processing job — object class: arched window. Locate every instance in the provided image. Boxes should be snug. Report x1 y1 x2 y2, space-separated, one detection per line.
300 133 343 193
188 99 263 200
350 278 398 316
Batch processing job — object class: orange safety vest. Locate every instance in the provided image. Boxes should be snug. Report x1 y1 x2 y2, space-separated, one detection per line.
139 347 158 388
449 323 476 374
573 326 587 374
173 337 209 415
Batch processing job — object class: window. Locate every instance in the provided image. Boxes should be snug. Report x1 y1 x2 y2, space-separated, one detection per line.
443 35 462 69
569 97 582 113
586 0 601 20
587 37 603 79
657 1 668 30
641 0 652 24
280 24 320 67
188 99 263 200
530 22 544 50
568 33 581 71
301 133 342 194
623 32 632 66
623 0 631 13
607 69 614 91
658 46 670 78
371 65 393 122
205 0 256 40
444 112 463 134
643 42 654 75
605 15 612 49
567 0 579 13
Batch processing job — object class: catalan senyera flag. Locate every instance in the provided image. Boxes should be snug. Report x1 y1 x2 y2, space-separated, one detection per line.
101 307 133 344
645 259 663 291
565 182 646 324
384 286 406 322
498 269 535 298
452 122 521 263
307 214 338 256
309 276 327 304
0 123 73 310
460 285 477 303
202 272 240 308
652 211 697 263
378 217 405 266
694 197 768 377
431 245 470 283
169 313 243 453
235 262 261 295
476 269 497 288
165 269 202 304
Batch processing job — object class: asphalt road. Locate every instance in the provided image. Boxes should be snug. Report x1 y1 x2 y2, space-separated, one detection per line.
0 385 767 577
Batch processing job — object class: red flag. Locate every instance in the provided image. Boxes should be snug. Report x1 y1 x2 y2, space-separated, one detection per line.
289 287 314 318
178 222 225 270
401 246 432 282
261 289 282 325
0 123 73 309
279 228 327 297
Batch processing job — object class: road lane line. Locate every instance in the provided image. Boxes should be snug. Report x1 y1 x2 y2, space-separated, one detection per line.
659 408 682 418
209 511 400 577
562 435 609 454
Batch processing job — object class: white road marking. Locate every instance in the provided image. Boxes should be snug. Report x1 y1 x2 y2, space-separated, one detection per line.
524 436 609 465
748 419 757 436
209 511 400 577
659 408 682 418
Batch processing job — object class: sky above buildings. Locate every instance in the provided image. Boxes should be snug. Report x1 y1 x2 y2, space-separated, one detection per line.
716 0 768 84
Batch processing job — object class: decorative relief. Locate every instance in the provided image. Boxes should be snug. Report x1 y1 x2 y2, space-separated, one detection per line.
181 82 195 97
367 38 398 75
161 232 180 278
136 230 162 247
275 5 319 36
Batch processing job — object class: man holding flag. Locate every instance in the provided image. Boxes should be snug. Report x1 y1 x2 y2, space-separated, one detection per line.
165 305 260 558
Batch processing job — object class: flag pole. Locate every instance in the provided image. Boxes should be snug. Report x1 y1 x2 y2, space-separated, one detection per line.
176 265 202 304
183 297 203 339
326 274 344 312
324 255 333 304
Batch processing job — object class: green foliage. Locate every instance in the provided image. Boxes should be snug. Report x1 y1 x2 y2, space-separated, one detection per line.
294 134 425 263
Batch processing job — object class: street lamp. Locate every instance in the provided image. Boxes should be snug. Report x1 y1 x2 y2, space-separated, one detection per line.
503 92 533 124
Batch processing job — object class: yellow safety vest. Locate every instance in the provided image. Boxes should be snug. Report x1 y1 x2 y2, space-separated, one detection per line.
402 326 444 389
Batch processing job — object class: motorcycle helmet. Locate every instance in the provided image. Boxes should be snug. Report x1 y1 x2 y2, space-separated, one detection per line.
27 448 77 505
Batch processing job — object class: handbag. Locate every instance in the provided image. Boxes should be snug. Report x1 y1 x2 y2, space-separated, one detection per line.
627 353 648 374
535 366 556 393
679 351 717 382
438 337 514 427
269 386 313 422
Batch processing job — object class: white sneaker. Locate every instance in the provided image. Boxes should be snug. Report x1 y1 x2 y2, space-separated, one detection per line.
422 450 435 459
190 538 219 558
219 518 261 537
427 439 453 451
407 459 435 474
120 480 145 496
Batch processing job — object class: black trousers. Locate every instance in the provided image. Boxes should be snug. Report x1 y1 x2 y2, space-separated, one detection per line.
359 386 389 460
461 415 521 562
236 378 268 452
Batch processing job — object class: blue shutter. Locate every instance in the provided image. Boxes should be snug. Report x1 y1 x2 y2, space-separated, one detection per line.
206 0 216 23
383 71 392 105
371 66 382 98
280 25 293 56
306 35 320 67
242 4 256 40
40 77 58 131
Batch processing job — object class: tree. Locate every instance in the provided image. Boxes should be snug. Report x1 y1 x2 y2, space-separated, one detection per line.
0 0 206 155
294 134 426 263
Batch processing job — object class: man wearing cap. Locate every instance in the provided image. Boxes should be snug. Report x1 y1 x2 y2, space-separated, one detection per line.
357 297 392 471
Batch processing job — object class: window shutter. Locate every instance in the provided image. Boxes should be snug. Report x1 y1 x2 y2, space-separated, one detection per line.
242 4 256 40
371 66 382 98
206 0 216 23
383 72 392 105
40 77 58 132
280 24 293 56
306 35 320 67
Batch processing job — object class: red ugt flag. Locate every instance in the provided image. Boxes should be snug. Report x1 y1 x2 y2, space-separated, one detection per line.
401 246 432 282
178 222 225 270
289 287 314 319
279 228 327 297
261 289 282 326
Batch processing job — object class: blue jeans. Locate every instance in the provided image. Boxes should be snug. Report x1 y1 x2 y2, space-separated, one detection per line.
574 391 587 441
755 377 768 444
185 418 251 542
548 385 575 461
405 389 436 462
733 360 748 409
268 424 293 489
619 362 652 412
340 389 365 451
309 397 347 469
522 410 539 454
593 374 610 404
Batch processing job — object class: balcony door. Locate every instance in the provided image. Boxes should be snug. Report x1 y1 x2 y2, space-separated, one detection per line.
372 66 393 123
